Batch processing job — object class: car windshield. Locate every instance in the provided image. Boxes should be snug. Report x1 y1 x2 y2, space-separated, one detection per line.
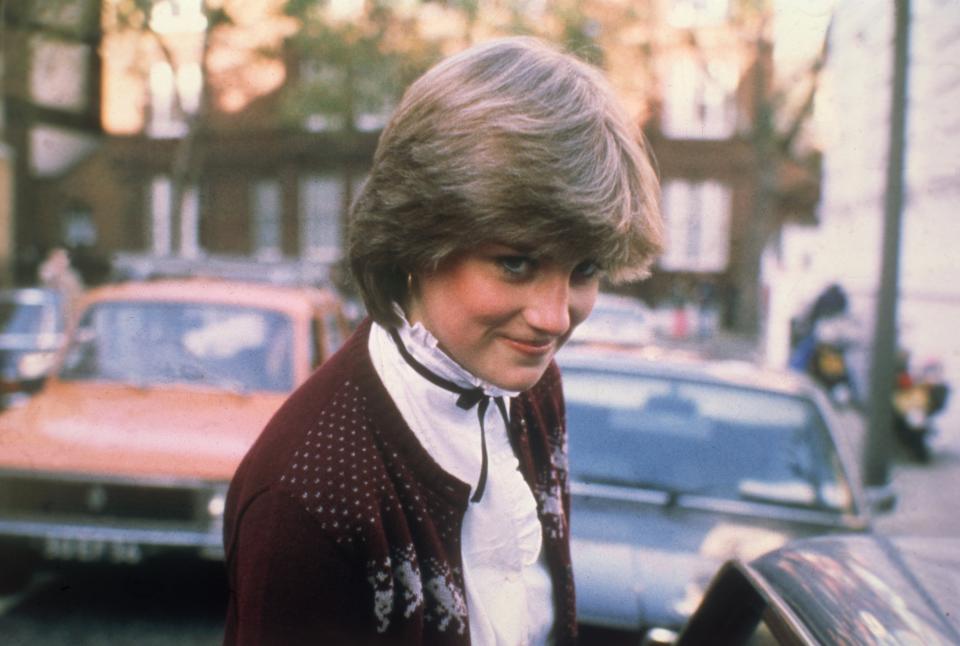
563 368 854 513
58 301 295 392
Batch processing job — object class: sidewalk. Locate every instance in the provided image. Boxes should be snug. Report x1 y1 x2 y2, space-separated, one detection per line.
874 442 960 537
838 408 960 538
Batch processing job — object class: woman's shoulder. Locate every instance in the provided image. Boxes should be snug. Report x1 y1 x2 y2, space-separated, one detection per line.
275 318 398 424
233 322 388 489
227 324 399 546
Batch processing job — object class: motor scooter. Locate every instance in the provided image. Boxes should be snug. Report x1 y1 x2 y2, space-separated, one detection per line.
893 358 950 463
789 312 859 407
809 339 857 406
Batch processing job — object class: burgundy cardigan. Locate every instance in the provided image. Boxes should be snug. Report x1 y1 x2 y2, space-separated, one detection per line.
223 319 578 645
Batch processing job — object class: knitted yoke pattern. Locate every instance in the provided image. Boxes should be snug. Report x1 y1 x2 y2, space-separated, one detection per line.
223 319 577 646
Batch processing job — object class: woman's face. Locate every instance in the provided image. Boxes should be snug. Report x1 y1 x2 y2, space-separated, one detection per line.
406 243 600 391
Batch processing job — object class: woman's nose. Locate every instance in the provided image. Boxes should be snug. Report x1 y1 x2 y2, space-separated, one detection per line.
524 276 571 335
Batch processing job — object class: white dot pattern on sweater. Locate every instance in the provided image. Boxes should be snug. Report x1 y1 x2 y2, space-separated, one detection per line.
272 367 571 637
276 380 471 635
279 382 388 543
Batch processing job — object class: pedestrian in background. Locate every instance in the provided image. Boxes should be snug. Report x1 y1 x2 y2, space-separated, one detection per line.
223 36 663 645
38 247 84 323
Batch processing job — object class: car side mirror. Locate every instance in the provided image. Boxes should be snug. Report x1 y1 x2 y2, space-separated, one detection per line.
866 483 897 514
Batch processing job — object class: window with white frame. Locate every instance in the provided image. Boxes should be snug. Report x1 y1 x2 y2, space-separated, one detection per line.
659 179 731 272
179 184 200 258
299 174 343 262
150 176 172 255
149 175 200 256
252 179 283 260
662 55 739 140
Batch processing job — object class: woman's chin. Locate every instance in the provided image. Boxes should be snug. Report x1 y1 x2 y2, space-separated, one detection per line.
482 362 552 392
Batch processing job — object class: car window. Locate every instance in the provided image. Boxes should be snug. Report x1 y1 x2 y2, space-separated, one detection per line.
59 302 295 392
0 301 59 336
563 369 853 513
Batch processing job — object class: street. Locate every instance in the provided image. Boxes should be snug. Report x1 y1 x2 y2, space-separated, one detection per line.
0 559 226 645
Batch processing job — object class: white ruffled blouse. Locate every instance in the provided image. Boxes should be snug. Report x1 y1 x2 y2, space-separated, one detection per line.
369 318 555 645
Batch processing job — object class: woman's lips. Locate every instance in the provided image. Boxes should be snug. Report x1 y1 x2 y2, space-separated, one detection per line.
502 336 555 357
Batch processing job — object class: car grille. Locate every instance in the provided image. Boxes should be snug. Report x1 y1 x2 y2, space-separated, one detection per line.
0 476 200 523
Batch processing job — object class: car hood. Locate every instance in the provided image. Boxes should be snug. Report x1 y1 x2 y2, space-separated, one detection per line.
571 490 852 630
0 380 284 481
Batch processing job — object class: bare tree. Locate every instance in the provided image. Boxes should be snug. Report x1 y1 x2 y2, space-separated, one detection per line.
108 0 238 255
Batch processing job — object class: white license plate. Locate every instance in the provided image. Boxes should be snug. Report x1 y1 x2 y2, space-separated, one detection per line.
43 537 143 564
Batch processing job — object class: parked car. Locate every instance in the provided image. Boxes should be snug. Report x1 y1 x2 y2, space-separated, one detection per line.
568 293 655 348
0 287 68 408
674 533 960 645
0 278 349 591
557 346 888 639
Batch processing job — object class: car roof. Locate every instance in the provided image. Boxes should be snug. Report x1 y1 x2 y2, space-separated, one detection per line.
557 344 816 398
749 533 960 643
678 534 960 645
78 278 340 317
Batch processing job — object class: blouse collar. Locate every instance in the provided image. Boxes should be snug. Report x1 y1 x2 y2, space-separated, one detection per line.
392 304 519 400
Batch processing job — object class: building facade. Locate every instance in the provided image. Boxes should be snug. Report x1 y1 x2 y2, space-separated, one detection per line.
7 0 817 335
771 0 960 436
1 1 103 285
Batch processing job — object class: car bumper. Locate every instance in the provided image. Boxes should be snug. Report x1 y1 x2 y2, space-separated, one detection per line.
0 517 225 562
0 470 228 564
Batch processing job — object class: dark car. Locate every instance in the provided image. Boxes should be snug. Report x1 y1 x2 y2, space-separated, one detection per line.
675 533 960 645
557 346 887 638
0 288 67 408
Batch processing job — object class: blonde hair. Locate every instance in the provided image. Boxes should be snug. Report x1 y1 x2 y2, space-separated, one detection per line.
349 36 663 326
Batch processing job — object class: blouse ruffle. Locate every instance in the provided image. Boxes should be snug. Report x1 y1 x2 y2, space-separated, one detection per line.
369 316 554 644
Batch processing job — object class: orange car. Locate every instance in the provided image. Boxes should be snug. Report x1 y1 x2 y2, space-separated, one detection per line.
0 278 350 589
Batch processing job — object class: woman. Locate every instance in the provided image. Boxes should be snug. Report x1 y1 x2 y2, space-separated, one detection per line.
223 36 663 645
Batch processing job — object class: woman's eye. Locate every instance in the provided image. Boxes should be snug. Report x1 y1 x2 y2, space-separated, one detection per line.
573 260 600 280
498 256 533 276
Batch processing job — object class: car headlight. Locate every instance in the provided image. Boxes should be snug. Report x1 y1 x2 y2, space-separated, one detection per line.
17 351 56 380
207 490 227 518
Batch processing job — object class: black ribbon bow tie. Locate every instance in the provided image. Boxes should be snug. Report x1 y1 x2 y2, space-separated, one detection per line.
389 328 507 503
